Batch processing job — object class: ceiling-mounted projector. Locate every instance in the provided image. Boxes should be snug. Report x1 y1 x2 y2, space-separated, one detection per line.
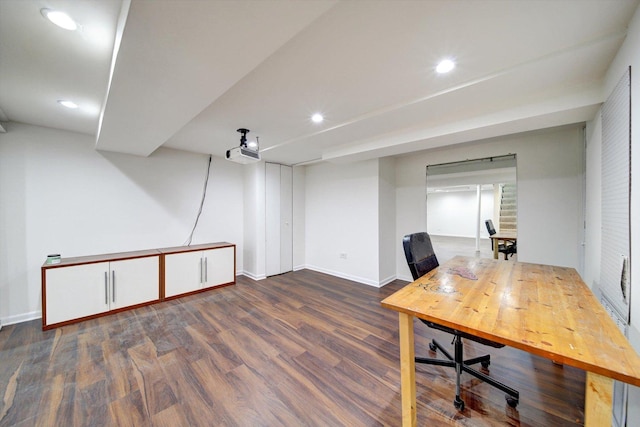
225 128 261 164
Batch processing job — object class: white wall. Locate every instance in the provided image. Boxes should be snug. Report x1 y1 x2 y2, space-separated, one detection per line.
378 157 396 285
584 116 602 290
292 165 306 271
242 162 266 280
0 122 244 325
427 189 494 238
396 126 584 281
304 159 381 286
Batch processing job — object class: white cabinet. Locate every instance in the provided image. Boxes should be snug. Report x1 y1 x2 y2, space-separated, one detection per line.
163 250 202 297
41 243 235 329
45 262 110 325
164 245 235 298
204 246 235 287
43 253 160 328
109 257 159 309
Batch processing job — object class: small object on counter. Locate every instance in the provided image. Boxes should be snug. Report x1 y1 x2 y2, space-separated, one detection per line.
46 254 61 264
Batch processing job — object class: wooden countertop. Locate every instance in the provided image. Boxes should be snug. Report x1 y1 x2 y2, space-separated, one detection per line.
157 242 235 254
41 242 235 268
41 249 162 268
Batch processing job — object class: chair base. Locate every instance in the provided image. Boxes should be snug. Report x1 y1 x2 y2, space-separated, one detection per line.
416 336 519 411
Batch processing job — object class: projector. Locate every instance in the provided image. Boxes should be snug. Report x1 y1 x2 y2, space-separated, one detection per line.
225 128 261 164
225 146 260 164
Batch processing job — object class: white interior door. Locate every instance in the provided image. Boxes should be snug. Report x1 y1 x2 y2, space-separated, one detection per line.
266 163 293 276
266 163 281 276
280 165 293 273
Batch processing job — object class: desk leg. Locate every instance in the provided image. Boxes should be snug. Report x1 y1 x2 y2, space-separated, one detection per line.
493 240 499 259
398 312 416 427
584 372 613 427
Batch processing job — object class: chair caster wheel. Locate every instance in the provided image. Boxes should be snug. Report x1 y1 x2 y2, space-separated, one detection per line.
429 342 437 352
481 360 490 368
506 396 519 408
454 397 465 411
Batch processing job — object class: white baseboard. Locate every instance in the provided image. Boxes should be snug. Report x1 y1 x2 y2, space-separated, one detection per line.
1 310 41 327
379 274 398 287
304 264 382 287
241 270 266 281
396 274 414 282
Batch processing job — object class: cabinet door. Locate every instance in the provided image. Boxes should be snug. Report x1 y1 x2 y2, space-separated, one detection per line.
45 262 110 325
203 246 235 288
110 256 159 310
164 250 202 297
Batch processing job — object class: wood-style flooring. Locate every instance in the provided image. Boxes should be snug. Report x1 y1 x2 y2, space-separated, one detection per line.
0 270 585 426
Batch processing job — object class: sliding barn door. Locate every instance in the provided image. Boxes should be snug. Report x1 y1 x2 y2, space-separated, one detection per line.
600 66 631 427
266 163 293 276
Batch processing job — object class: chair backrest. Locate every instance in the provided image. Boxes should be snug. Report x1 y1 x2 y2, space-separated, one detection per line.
403 232 439 281
485 219 496 236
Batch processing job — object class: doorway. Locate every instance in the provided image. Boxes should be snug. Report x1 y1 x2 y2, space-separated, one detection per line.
426 155 517 263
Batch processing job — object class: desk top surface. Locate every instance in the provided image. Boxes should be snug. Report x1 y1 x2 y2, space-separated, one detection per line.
382 256 640 386
489 231 517 240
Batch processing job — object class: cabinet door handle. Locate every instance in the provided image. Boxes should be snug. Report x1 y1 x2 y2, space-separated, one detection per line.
112 270 116 303
200 258 203 284
205 257 208 283
104 272 108 305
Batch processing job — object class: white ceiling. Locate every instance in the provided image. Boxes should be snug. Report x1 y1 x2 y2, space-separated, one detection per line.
1 0 638 165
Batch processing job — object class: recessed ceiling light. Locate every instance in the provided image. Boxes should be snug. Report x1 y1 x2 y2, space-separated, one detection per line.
436 59 455 74
58 100 78 109
311 113 324 123
41 8 78 31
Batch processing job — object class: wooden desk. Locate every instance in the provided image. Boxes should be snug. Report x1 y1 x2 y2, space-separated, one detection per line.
381 256 640 426
489 231 517 259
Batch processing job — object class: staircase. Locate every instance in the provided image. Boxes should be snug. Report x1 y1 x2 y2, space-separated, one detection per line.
499 183 517 232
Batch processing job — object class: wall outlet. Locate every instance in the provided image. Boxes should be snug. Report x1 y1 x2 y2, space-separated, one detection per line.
339 252 347 259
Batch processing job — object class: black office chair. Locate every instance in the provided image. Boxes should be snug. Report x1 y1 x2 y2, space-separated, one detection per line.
402 232 519 411
485 219 517 260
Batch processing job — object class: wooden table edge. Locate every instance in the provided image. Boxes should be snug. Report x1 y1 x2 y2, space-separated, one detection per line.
380 301 640 388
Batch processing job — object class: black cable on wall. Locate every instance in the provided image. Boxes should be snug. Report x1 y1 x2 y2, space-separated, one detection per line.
183 155 212 246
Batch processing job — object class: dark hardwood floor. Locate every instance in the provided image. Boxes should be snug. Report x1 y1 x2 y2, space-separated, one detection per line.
0 270 585 426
